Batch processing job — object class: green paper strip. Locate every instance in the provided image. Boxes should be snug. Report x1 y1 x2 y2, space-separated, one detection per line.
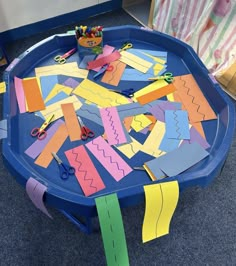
95 194 129 266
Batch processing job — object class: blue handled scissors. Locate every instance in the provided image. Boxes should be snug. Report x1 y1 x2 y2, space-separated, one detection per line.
93 64 114 79
148 72 174 83
111 88 135 98
52 152 75 180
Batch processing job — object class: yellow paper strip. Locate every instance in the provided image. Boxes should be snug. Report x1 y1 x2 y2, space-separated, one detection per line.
141 121 166 157
133 80 168 100
131 114 152 132
0 81 6 94
115 137 142 159
40 95 82 121
142 181 179 243
73 79 130 107
166 92 175 102
153 63 165 71
153 64 165 76
143 53 166 64
35 62 88 79
119 51 153 73
44 84 73 104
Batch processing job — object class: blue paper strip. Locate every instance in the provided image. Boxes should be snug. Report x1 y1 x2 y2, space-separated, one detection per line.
76 104 103 125
159 133 180 152
117 102 147 120
79 54 96 69
121 68 155 81
147 142 209 177
45 91 68 106
165 110 190 140
0 119 7 139
128 49 156 64
40 75 59 100
144 100 182 111
148 101 182 122
129 49 167 59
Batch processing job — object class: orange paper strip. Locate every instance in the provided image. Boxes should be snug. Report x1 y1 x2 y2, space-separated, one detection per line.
22 78 45 112
101 61 126 86
35 124 68 168
61 103 81 141
123 116 133 132
173 74 217 122
136 84 176 105
145 115 157 131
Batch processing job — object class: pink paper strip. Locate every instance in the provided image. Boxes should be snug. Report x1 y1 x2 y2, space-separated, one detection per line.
26 177 52 218
100 107 127 145
93 45 115 72
86 136 133 181
65 145 105 196
25 119 64 159
87 51 121 70
14 76 26 113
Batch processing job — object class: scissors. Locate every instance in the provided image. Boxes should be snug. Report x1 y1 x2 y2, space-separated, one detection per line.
31 114 54 140
148 72 174 83
77 116 95 140
93 64 114 79
119 42 133 52
111 88 135 98
52 152 75 180
54 48 76 64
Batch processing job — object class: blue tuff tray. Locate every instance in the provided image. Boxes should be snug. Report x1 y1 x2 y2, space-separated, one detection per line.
2 26 235 222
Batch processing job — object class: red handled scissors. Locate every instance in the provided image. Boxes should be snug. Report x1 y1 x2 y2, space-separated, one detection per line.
31 114 54 140
77 116 95 140
93 64 114 79
54 48 77 64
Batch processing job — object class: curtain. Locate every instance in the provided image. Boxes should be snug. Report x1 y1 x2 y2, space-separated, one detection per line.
151 0 236 76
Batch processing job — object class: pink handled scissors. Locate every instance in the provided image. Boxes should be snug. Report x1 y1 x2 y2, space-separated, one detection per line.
31 114 54 140
54 48 77 64
77 116 95 140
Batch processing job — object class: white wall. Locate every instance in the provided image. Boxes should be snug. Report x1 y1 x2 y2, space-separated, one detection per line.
0 0 110 32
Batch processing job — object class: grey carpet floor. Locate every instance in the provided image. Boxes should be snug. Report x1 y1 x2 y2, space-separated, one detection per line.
0 9 236 266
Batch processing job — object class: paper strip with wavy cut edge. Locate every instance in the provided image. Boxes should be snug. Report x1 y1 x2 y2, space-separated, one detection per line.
86 136 132 181
142 181 179 242
100 107 127 145
65 145 105 196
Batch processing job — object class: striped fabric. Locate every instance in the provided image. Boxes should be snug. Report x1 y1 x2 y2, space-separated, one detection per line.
152 0 236 75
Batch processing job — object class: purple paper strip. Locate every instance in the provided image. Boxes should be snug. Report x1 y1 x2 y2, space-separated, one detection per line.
139 127 149 135
63 77 80 89
150 101 180 122
25 119 64 159
181 126 210 149
26 177 52 218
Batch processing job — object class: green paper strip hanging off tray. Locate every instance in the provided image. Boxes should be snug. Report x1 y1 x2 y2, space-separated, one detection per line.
95 193 129 266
